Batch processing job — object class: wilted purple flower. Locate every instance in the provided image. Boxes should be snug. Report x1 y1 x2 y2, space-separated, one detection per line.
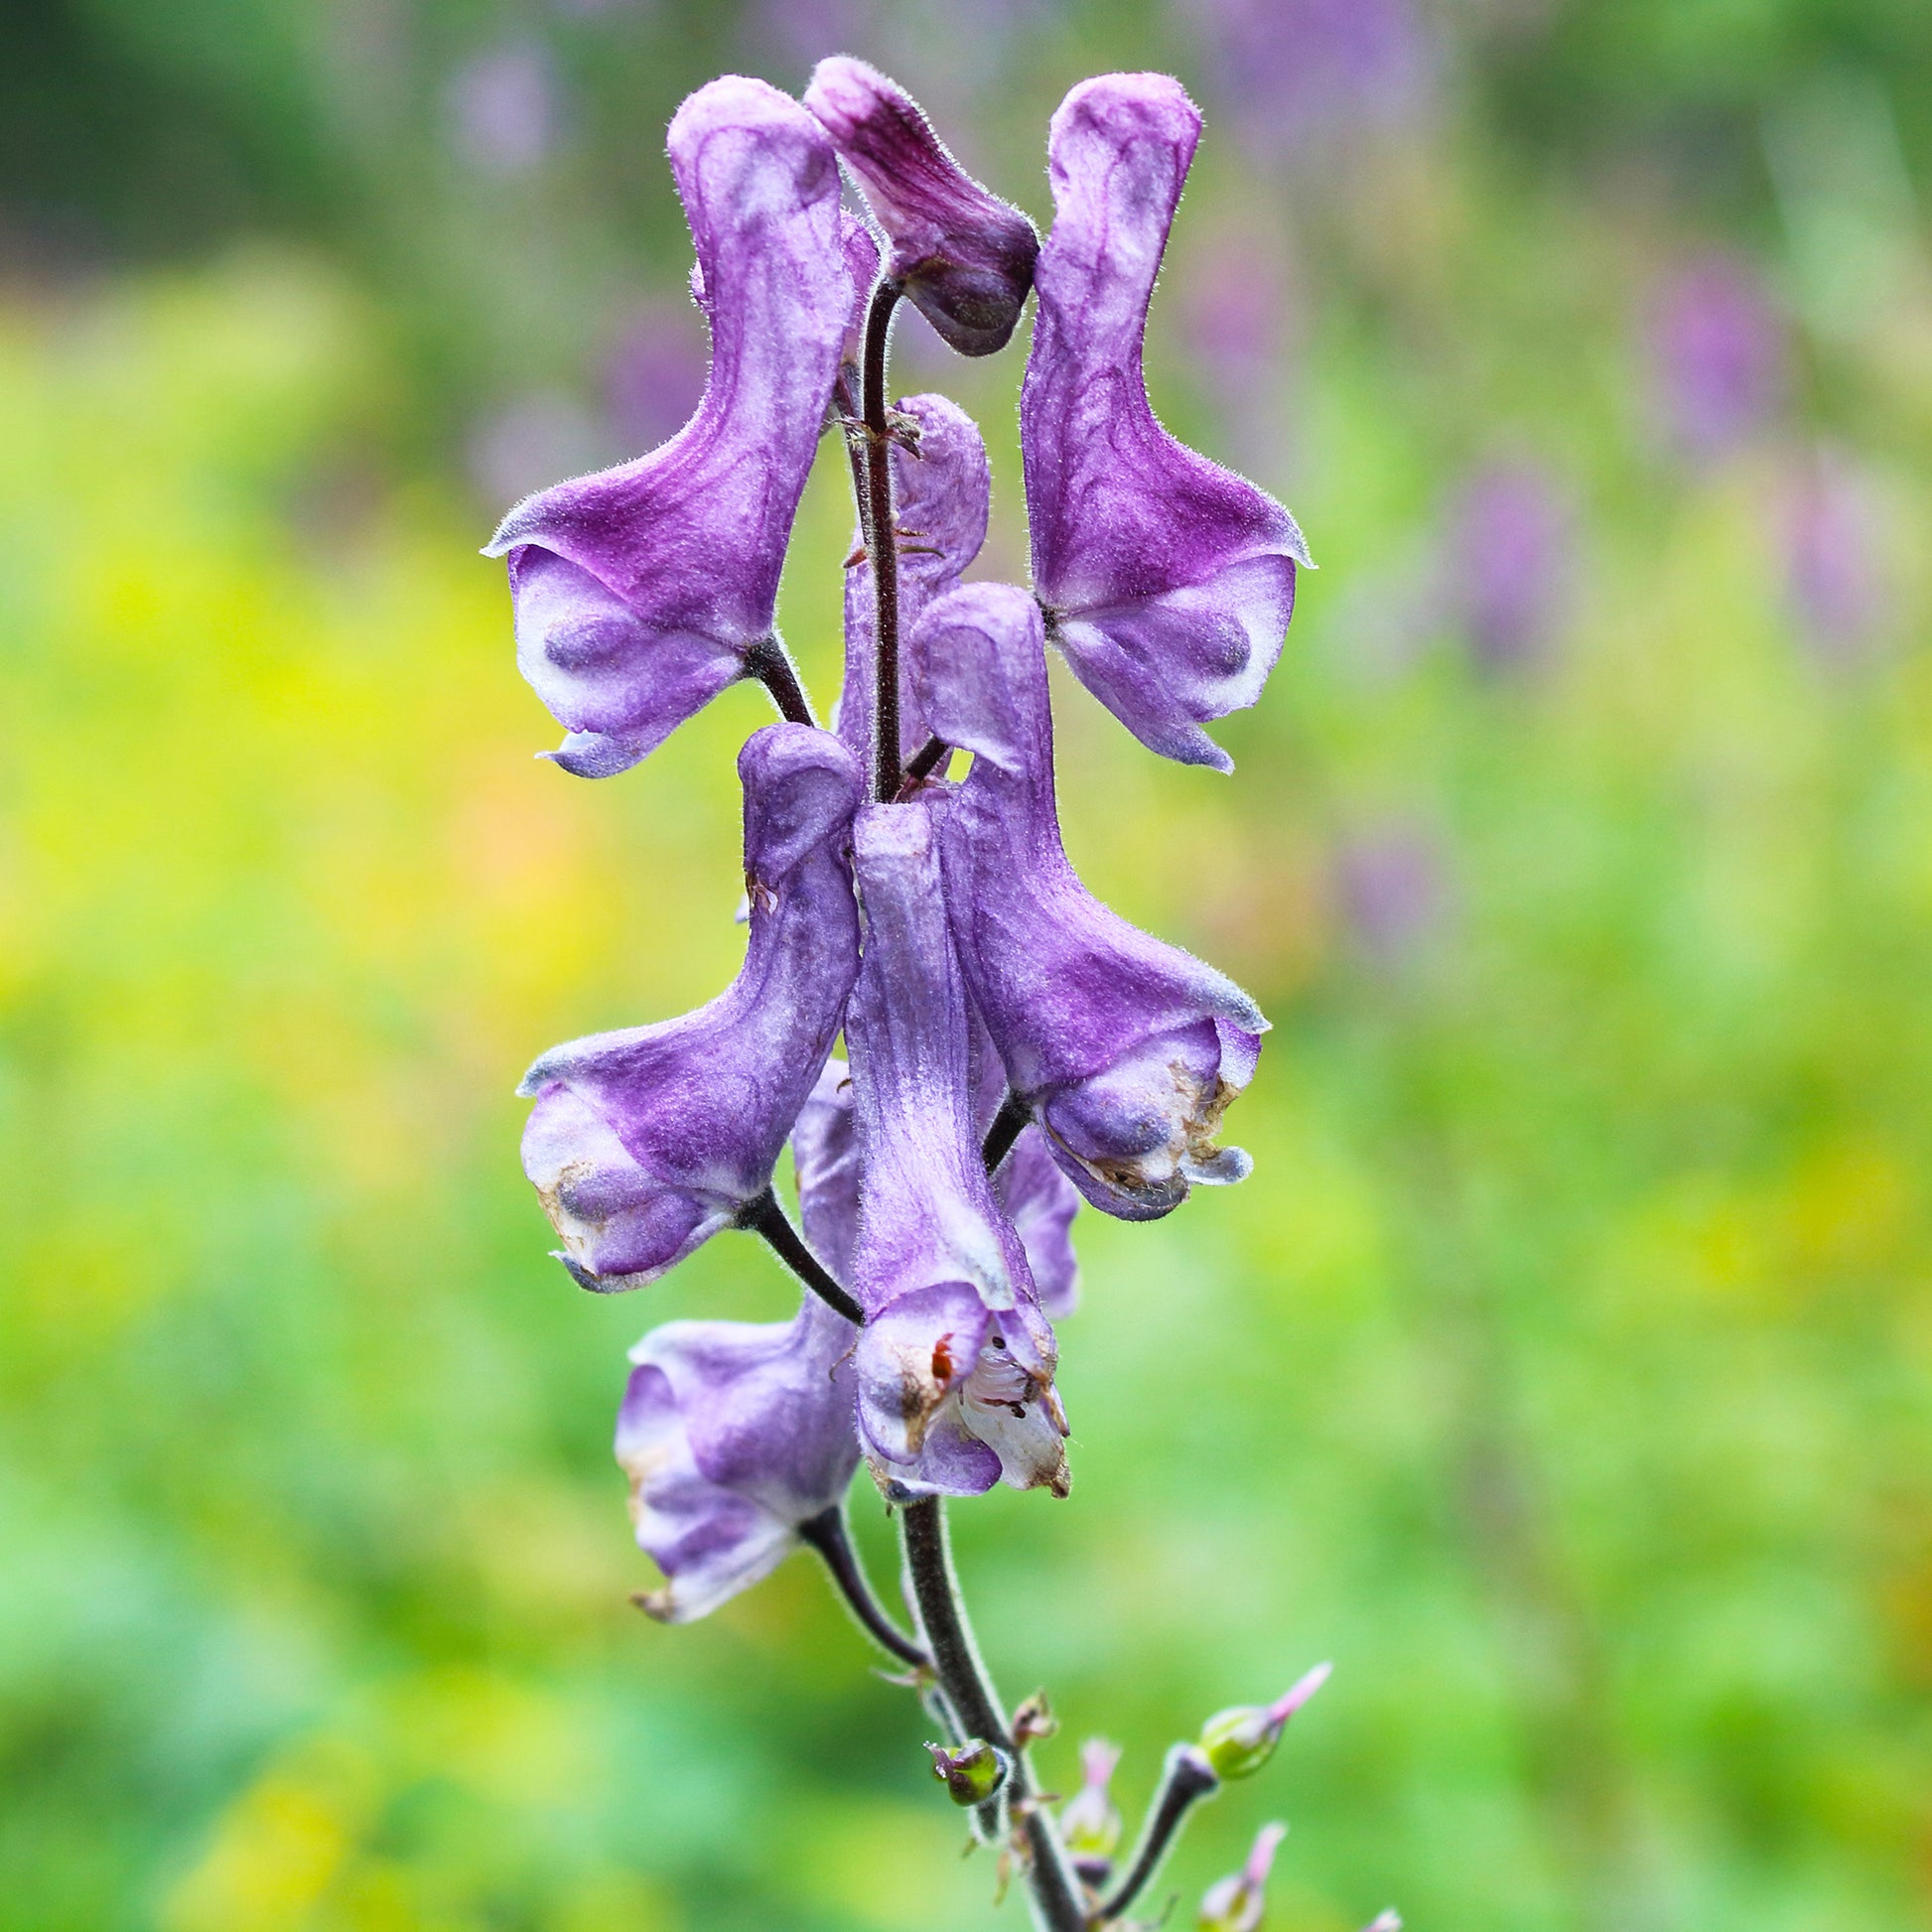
518 725 862 1288
1196 1822 1289 1932
1181 0 1431 162
1023 73 1309 771
1448 458 1575 672
1647 254 1787 462
1334 818 1449 964
605 301 709 454
806 57 1039 355
918 583 1266 1220
618 1292 859 1621
835 390 991 769
1785 448 1889 668
484 76 852 776
447 40 560 179
844 802 1070 1499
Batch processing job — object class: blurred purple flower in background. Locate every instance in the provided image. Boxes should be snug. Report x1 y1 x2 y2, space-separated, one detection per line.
1785 448 1889 669
605 301 709 453
1177 217 1298 482
447 40 560 179
1448 458 1576 673
1647 253 1788 463
467 390 605 507
1179 0 1432 161
1334 817 1449 965
746 0 873 69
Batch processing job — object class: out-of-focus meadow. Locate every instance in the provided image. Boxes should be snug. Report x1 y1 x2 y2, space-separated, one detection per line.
4 2 1932 1927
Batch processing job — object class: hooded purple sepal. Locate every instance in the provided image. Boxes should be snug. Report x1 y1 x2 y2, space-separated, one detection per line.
918 583 1266 1221
835 392 991 769
618 1293 861 1622
484 76 852 775
518 724 863 1287
1022 72 1310 772
805 57 1039 356
843 803 1069 1500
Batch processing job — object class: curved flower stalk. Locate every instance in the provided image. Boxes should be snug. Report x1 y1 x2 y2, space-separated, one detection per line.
806 57 1039 356
617 1291 860 1622
835 391 991 772
485 75 852 776
918 582 1267 1220
844 803 1070 1499
1022 72 1310 772
519 724 862 1287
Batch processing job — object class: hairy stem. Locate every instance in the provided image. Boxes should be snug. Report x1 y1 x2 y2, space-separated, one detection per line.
797 1506 930 1669
862 279 904 803
983 1091 1031 1175
899 1498 1088 1932
893 733 951 800
1094 1744 1220 1923
738 1188 865 1325
744 635 816 727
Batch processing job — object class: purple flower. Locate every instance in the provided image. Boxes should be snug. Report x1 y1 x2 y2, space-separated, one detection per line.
1786 447 1889 669
1023 73 1309 771
604 301 709 454
484 76 852 777
1647 254 1786 462
1196 1822 1288 1932
843 802 1070 1500
917 582 1266 1220
1448 458 1575 672
835 391 991 770
806 57 1039 356
447 40 560 179
617 1292 860 1622
1333 817 1449 964
518 724 862 1288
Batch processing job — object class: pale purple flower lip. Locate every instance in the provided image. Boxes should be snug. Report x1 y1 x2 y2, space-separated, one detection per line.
618 1292 860 1622
517 724 862 1288
1022 71 1310 772
843 802 1070 1499
916 582 1266 1220
483 75 852 776
805 56 1039 356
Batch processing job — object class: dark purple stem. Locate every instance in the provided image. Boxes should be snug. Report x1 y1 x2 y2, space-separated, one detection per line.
982 1092 1030 1175
744 635 817 728
1094 1744 1220 1923
739 1187 865 1325
862 279 904 803
797 1506 931 1669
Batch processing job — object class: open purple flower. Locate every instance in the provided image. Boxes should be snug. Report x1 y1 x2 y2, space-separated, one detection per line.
1022 72 1309 772
805 57 1039 356
843 802 1070 1500
484 75 852 776
835 391 991 771
618 1292 860 1622
518 724 862 1287
918 583 1266 1220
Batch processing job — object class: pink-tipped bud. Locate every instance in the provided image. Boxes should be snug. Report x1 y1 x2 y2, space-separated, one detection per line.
1198 1661 1331 1781
1197 1822 1288 1932
1059 1737 1124 1860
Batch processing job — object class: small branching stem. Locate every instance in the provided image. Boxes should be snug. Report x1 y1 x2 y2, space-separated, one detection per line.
983 1091 1032 1174
744 635 816 727
1094 1745 1221 1923
797 1506 930 1669
738 1188 865 1325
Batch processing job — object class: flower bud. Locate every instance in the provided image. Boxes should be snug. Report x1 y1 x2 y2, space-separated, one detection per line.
806 58 1038 356
1197 1661 1331 1782
1196 1822 1286 1932
1360 1914 1403 1932
926 1738 1011 1807
1058 1738 1123 1860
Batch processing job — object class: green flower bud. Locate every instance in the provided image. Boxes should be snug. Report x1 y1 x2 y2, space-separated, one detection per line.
1197 1661 1331 1781
925 1737 1011 1807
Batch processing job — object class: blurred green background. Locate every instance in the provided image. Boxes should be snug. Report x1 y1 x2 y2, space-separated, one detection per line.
4 1 1931 1927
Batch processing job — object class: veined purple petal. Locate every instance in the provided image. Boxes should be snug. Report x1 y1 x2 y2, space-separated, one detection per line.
806 57 1039 356
484 76 852 775
844 803 1069 1499
1023 72 1309 771
917 583 1265 1220
518 725 862 1288
835 392 991 769
619 1292 860 1621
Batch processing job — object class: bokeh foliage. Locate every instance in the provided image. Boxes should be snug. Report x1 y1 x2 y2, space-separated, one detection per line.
2 2 1930 1928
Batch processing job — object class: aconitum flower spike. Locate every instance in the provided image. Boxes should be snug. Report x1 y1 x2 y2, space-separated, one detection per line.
835 391 991 770
795 1052 1080 1319
1197 1822 1288 1932
1198 1661 1332 1781
844 802 1070 1499
1023 72 1309 771
518 725 862 1288
484 76 851 776
618 1292 860 1621
1060 1738 1124 1860
805 57 1039 355
918 583 1267 1220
